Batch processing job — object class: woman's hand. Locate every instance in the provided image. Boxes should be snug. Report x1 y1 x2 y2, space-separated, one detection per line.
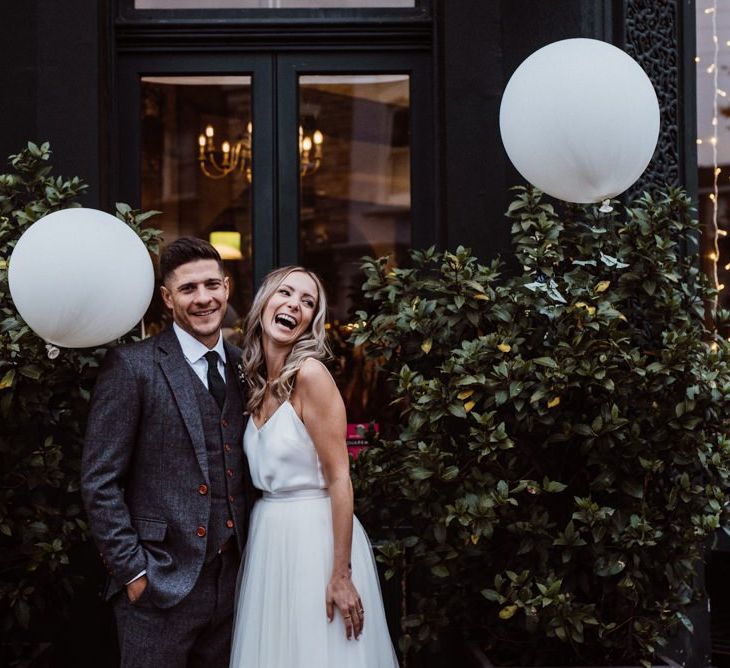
326 571 364 640
296 359 363 639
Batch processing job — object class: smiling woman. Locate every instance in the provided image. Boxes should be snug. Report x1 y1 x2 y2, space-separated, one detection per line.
229 264 399 667
263 273 318 342
240 266 330 421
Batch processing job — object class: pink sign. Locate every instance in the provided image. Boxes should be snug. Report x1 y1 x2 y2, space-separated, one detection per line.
346 422 379 459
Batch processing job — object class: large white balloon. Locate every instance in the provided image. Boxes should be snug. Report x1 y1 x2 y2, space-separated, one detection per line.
8 208 155 348
499 38 660 203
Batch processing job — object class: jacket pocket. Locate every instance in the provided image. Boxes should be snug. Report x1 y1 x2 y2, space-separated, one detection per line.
132 516 167 542
129 578 154 608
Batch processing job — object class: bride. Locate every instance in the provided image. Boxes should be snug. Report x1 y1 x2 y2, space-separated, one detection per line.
229 266 398 667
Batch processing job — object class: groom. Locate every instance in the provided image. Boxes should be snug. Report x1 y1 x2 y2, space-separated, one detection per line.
81 237 252 667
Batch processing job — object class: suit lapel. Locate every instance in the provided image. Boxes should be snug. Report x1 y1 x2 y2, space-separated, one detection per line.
157 328 209 483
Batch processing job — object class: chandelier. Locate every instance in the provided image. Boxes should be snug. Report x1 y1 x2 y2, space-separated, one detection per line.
197 122 324 180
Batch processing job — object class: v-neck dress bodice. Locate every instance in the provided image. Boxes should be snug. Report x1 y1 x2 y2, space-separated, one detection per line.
243 401 327 496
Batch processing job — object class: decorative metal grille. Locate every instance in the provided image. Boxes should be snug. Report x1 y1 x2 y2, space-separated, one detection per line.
623 0 681 193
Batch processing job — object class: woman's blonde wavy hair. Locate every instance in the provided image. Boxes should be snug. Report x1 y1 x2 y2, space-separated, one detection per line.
241 266 331 417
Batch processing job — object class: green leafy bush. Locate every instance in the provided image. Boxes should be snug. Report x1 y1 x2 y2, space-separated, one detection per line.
0 142 161 665
351 187 730 666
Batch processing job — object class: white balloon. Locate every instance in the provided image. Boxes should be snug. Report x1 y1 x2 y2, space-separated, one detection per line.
499 38 660 203
8 208 154 348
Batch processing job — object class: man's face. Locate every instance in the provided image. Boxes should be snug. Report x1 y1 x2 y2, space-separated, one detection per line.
160 259 229 348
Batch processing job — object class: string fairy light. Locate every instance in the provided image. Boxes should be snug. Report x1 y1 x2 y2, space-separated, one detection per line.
703 0 721 306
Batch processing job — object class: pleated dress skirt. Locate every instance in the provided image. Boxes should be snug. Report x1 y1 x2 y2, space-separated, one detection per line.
229 489 399 668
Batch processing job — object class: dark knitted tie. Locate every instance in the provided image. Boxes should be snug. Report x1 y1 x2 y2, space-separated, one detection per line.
204 351 226 410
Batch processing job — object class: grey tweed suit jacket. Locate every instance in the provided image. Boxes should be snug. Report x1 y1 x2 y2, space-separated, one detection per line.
80 327 252 609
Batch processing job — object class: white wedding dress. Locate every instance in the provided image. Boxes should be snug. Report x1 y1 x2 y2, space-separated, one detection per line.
230 400 399 668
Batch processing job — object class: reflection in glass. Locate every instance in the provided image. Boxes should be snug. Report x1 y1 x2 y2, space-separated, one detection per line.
198 120 253 181
136 1 414 8
140 76 253 341
298 74 411 421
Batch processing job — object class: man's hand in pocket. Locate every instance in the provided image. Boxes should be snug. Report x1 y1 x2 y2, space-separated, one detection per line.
126 575 149 603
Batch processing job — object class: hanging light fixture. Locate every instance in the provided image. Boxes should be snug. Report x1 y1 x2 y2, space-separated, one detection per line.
198 123 253 181
198 122 324 180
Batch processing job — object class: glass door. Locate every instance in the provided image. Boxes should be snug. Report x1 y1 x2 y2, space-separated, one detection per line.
117 51 434 418
296 74 411 323
139 75 255 335
117 54 275 337
276 54 435 422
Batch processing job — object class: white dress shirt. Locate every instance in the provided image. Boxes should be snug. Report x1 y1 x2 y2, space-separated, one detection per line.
172 322 227 387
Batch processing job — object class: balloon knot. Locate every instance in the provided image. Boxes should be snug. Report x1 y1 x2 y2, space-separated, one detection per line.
45 344 60 360
599 199 614 214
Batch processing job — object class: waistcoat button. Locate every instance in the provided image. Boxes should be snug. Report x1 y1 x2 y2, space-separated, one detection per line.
198 484 208 495
196 526 206 537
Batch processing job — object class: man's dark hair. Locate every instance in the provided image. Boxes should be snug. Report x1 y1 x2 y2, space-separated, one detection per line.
159 237 223 284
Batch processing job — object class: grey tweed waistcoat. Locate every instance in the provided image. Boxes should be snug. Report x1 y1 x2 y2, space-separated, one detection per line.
188 363 246 561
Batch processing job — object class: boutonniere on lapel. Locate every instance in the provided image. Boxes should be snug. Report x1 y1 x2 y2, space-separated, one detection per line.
236 361 248 389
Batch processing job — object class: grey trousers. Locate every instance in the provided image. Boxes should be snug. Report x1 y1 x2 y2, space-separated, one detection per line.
113 548 239 668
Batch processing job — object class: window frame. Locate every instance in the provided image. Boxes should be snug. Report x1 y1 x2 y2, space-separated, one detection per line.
117 54 277 287
275 52 435 265
116 0 432 23
112 0 438 288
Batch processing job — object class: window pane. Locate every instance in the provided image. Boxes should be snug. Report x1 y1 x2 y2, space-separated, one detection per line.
298 74 411 422
140 76 253 340
135 1 414 9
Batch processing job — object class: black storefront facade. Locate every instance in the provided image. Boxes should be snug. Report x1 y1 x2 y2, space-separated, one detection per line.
1 1 697 271
0 0 699 411
1 1 706 666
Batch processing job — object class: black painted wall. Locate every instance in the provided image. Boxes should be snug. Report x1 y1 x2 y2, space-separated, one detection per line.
0 0 103 207
1 4 38 167
438 1 610 259
438 0 507 257
1 0 614 262
1 1 694 263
